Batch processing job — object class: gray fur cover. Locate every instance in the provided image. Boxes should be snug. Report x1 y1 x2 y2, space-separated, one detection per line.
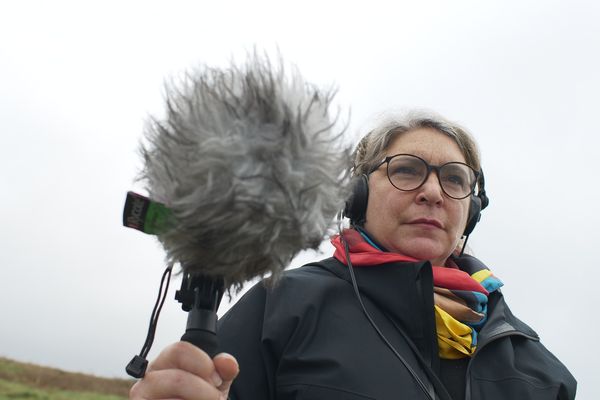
139 55 351 287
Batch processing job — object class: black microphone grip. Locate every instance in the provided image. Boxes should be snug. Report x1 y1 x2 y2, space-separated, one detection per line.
181 307 219 357
176 273 224 358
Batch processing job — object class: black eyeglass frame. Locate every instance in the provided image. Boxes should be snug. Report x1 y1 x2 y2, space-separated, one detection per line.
369 153 480 200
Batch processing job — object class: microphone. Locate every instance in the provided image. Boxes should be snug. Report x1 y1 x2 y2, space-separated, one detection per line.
124 53 351 377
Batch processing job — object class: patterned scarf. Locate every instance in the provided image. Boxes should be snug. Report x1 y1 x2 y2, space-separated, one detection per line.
331 229 503 359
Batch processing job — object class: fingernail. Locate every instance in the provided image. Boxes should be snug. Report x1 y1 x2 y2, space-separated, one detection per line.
211 370 223 387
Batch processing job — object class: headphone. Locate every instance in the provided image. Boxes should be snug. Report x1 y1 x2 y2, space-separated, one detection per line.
343 171 489 236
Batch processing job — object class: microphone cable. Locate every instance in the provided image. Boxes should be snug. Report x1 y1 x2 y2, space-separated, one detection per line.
340 232 438 400
126 262 174 378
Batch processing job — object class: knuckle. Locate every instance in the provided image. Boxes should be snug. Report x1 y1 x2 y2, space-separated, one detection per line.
171 370 186 387
128 381 142 399
168 341 192 359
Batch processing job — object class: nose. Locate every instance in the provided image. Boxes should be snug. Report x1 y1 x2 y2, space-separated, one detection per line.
415 170 444 205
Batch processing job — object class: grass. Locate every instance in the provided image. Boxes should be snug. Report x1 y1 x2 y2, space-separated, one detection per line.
0 357 133 400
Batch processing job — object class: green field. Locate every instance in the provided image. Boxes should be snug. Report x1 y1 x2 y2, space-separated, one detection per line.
0 357 132 400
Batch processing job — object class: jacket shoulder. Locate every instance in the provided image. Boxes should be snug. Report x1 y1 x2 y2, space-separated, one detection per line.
471 294 577 399
217 258 350 400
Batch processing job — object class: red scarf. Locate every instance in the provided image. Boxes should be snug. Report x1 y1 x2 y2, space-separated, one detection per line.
331 229 489 296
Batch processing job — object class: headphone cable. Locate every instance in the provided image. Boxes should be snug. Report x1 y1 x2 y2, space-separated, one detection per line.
341 233 436 400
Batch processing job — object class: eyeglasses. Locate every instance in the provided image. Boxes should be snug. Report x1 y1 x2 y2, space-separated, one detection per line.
370 154 479 200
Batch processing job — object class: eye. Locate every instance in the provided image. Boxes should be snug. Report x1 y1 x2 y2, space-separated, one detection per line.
441 164 472 189
390 164 420 176
388 156 425 179
443 174 465 187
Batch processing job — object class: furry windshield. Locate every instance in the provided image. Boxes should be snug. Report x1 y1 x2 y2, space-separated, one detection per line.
139 54 351 288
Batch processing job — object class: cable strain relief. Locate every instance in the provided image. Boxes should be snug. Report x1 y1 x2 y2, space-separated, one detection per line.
126 355 148 379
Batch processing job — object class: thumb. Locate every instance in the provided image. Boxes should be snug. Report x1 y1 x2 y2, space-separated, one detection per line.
213 353 239 397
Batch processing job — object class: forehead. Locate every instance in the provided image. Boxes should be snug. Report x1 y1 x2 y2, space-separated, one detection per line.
385 128 466 164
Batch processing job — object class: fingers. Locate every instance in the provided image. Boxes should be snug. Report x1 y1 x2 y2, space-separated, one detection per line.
129 342 236 400
213 353 239 394
130 367 221 400
148 342 222 386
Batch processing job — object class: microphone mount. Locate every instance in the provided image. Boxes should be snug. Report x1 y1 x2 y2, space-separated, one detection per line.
175 272 225 357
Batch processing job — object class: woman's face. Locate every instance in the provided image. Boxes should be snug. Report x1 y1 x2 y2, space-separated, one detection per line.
363 128 471 265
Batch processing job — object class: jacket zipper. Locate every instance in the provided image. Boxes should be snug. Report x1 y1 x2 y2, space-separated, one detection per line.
464 330 539 400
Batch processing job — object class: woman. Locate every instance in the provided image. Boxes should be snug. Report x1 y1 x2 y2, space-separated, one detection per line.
130 111 576 400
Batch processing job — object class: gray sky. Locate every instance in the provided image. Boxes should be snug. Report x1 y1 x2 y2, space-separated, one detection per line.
1 1 598 398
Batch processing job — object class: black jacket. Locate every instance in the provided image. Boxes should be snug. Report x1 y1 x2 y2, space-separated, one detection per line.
218 257 576 399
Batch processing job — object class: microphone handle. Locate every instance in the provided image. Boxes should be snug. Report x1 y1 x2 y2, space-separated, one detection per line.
176 274 224 358
181 307 219 357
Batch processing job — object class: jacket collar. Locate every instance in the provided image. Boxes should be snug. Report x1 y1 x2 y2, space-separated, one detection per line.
314 257 433 327
477 291 539 348
312 257 438 366
310 256 539 352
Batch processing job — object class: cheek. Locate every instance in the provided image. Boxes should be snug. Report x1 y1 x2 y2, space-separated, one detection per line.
365 189 386 224
365 181 399 227
368 184 408 219
453 200 471 234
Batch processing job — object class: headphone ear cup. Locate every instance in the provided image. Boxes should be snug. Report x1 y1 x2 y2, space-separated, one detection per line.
479 189 489 210
463 195 482 236
344 174 369 226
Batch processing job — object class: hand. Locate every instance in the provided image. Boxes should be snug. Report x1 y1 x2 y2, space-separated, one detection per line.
129 341 239 400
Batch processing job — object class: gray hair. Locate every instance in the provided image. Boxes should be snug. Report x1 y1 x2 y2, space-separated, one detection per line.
353 110 481 178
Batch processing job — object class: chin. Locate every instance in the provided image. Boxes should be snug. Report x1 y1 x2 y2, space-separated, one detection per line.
392 238 450 265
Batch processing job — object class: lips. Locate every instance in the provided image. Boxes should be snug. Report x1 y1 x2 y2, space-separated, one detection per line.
409 218 444 229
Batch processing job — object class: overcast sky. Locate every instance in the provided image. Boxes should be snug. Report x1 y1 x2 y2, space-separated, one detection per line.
1 1 598 398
